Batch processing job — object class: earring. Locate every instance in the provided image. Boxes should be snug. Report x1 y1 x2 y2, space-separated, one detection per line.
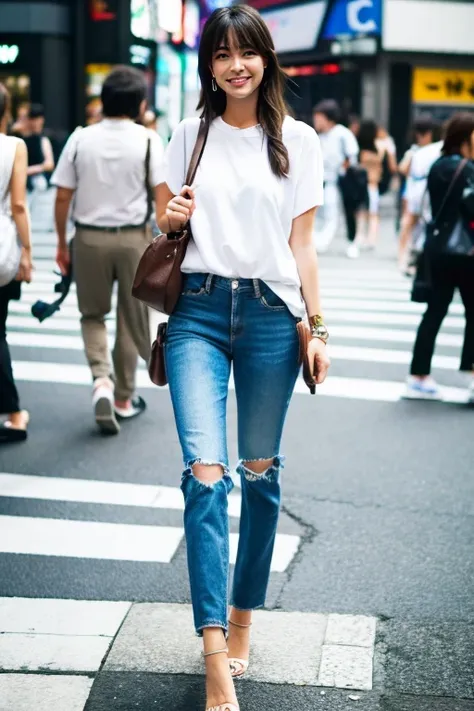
212 77 217 92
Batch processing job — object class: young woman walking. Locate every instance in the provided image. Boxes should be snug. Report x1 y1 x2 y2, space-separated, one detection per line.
0 83 33 442
354 119 385 253
157 7 330 710
407 113 474 401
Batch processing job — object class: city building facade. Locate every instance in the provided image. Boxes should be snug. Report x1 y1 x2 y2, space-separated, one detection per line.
248 0 474 153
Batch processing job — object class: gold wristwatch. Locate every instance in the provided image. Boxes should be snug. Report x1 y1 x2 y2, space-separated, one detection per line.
309 314 329 344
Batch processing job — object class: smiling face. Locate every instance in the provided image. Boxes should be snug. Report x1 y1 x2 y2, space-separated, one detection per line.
211 30 266 102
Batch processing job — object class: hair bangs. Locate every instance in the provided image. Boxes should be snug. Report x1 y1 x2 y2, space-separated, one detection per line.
210 11 269 58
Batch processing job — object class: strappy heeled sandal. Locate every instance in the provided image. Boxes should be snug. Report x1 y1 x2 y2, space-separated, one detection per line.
202 648 239 711
228 619 252 679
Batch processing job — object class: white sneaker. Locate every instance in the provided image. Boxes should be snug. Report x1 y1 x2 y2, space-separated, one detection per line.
92 377 120 434
346 243 360 259
405 376 441 400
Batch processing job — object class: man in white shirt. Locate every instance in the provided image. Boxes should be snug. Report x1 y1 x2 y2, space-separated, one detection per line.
313 100 359 255
51 66 164 435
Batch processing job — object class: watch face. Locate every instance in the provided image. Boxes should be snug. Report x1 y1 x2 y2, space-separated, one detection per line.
310 315 324 328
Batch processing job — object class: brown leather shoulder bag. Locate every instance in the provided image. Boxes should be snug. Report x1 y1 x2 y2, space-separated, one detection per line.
132 119 209 314
297 320 317 395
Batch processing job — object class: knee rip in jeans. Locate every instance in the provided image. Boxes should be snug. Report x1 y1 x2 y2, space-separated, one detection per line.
237 455 285 483
181 458 234 492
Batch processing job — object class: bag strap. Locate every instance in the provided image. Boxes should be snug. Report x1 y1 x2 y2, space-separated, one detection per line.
432 158 468 226
144 136 152 222
184 119 209 187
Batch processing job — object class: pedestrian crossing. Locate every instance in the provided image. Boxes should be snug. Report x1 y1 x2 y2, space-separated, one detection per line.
0 472 299 571
6 228 471 404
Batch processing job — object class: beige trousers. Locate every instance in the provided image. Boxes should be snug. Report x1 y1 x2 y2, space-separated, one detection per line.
74 227 152 401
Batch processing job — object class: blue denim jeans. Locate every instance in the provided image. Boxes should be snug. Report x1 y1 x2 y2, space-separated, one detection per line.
165 273 300 635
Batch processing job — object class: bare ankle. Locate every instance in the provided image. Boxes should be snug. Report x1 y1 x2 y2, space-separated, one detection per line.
114 398 131 409
230 608 252 625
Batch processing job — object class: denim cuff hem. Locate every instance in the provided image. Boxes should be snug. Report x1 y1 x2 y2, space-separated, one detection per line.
230 602 265 612
196 621 228 637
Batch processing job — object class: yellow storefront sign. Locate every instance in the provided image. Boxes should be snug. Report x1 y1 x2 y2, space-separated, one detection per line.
412 68 474 105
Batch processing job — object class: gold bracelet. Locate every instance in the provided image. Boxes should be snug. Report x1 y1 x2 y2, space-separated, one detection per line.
308 314 325 329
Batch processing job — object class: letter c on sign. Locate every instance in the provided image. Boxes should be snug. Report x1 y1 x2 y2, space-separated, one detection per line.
347 0 377 33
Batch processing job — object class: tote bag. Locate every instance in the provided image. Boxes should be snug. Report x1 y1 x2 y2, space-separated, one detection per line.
0 137 21 287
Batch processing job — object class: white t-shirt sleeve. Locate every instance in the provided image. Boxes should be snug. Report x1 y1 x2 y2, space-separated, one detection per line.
406 151 426 216
148 131 165 188
162 122 186 194
293 128 324 219
343 127 359 164
50 129 82 189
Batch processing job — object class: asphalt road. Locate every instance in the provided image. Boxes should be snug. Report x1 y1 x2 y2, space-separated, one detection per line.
0 192 473 710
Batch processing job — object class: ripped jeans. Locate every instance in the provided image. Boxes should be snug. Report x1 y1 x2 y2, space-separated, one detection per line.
165 273 300 635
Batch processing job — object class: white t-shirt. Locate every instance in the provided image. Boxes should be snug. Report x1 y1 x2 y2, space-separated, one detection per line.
51 119 164 227
406 141 443 216
376 135 396 157
163 115 324 318
318 124 359 184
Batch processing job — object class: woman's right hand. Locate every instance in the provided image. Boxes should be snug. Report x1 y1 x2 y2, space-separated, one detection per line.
165 185 195 233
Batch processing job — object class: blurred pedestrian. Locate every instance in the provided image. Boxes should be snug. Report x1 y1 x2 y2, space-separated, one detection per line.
398 138 443 274
85 99 102 126
348 114 360 138
0 83 34 442
398 115 438 271
399 115 436 181
157 6 329 711
24 104 55 207
407 113 474 401
142 107 162 132
313 99 359 255
353 119 384 254
51 66 164 435
11 102 30 137
376 124 397 197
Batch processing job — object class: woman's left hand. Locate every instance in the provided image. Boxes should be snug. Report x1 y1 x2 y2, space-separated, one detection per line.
16 248 34 283
307 337 330 385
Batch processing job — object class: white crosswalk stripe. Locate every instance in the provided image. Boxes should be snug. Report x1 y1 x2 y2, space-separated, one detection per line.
0 472 299 572
0 472 303 705
8 228 470 404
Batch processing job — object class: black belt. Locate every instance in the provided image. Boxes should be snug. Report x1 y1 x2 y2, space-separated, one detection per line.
75 222 146 233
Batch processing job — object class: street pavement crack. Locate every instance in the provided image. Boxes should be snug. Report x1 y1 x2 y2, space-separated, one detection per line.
273 502 319 609
288 492 474 520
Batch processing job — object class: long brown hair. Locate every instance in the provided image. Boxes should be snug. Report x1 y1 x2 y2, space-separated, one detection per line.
197 5 290 178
